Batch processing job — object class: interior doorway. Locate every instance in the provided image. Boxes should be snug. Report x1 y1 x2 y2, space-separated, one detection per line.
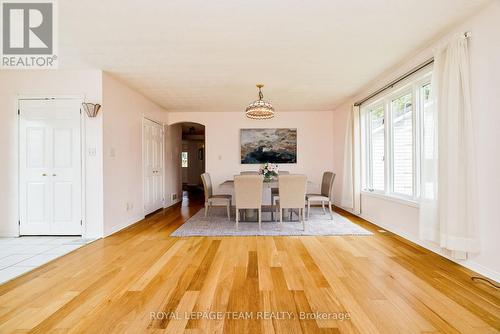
180 123 205 202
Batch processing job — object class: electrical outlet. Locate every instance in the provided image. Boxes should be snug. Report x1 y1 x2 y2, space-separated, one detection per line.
172 193 177 201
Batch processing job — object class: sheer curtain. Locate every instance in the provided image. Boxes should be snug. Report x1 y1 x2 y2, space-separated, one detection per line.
341 105 361 214
420 33 479 258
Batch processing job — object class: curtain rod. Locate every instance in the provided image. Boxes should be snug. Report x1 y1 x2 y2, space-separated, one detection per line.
353 57 434 106
353 31 471 107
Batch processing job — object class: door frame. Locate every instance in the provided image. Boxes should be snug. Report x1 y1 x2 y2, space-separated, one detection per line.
17 96 85 236
142 116 165 216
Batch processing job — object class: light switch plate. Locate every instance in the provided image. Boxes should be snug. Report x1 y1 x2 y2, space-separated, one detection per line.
88 147 96 156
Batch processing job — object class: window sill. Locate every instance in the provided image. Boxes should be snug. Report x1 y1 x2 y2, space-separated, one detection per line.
361 190 419 208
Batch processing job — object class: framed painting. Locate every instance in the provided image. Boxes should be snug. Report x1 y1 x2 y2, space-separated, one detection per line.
240 128 297 164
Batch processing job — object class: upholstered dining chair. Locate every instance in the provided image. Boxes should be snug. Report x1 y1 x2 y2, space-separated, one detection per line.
270 171 289 220
275 174 307 230
240 171 259 175
234 175 263 229
306 172 336 220
201 173 232 220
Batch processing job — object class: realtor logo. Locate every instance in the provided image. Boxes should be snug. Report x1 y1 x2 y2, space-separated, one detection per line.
1 0 57 68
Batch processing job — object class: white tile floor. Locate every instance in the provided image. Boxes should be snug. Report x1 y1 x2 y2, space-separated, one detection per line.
0 236 94 284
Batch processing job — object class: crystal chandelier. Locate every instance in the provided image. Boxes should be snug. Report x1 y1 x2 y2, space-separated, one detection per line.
245 84 275 119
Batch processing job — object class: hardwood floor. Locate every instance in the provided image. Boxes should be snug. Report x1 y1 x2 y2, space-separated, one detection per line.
0 196 498 333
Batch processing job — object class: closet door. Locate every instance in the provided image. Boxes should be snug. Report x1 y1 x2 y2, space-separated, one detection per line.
19 99 82 235
151 122 164 209
143 118 164 214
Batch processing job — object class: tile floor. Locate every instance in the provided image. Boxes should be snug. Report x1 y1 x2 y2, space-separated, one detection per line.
0 236 94 284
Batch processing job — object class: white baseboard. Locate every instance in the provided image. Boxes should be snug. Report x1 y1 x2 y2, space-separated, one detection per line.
463 262 500 284
0 231 20 237
164 198 182 208
82 233 103 240
104 214 145 237
105 200 184 238
103 200 183 238
356 212 500 283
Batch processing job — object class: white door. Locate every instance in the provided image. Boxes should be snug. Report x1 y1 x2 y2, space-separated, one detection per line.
143 118 164 214
19 99 82 235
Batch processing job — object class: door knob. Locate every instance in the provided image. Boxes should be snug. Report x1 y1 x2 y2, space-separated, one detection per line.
52 174 57 176
42 173 47 176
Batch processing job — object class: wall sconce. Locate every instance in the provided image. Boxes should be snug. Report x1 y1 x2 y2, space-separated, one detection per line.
82 103 101 118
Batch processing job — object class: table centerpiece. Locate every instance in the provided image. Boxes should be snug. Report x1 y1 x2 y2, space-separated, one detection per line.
259 163 279 182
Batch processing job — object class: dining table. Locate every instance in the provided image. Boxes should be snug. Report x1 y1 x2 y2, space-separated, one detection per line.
218 179 316 222
219 179 315 189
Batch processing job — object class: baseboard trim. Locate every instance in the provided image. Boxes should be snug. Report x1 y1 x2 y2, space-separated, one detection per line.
376 221 500 284
164 199 182 209
0 232 20 238
464 262 500 284
104 215 145 237
339 207 500 283
103 200 183 238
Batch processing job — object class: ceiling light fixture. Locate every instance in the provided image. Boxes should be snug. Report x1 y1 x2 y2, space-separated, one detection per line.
245 84 275 120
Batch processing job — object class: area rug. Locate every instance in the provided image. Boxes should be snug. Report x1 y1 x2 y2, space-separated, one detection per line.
170 207 372 237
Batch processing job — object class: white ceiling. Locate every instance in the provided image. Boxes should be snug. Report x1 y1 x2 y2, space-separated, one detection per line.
59 0 489 112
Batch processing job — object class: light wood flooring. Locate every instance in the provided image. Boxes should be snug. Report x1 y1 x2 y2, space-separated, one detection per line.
0 195 498 333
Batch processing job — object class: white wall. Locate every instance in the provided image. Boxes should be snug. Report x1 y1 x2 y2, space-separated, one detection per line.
0 70 103 238
0 70 173 239
168 111 334 199
101 73 169 236
165 124 183 206
332 1 500 282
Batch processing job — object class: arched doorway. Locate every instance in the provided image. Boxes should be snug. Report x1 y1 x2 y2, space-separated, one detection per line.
179 122 205 204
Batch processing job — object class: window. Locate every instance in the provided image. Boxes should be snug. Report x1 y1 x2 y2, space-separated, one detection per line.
367 105 385 191
181 152 188 168
391 92 413 196
362 72 432 202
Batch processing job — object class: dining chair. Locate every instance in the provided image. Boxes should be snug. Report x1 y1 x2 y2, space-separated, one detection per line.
240 171 259 175
306 172 336 220
270 171 289 220
275 174 307 230
201 173 232 220
234 175 263 229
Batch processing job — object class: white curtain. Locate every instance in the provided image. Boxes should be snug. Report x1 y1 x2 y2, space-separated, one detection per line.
341 106 354 209
420 33 479 257
341 105 361 214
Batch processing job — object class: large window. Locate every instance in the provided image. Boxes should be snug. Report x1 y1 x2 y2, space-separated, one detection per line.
362 72 432 202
